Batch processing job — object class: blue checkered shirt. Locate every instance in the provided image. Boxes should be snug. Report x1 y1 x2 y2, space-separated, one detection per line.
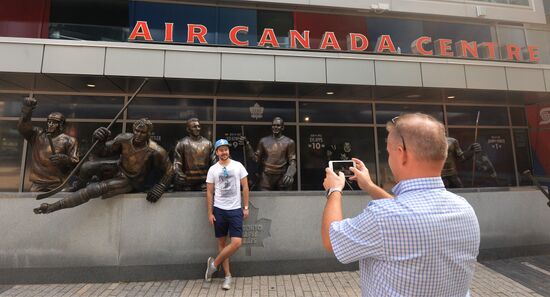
330 177 480 297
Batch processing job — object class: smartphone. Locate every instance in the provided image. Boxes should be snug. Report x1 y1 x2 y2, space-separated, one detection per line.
329 160 357 177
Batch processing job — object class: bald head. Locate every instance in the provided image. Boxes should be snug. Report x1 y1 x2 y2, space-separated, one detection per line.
387 113 448 163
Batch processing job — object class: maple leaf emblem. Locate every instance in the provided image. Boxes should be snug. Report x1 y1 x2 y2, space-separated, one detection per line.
243 203 272 256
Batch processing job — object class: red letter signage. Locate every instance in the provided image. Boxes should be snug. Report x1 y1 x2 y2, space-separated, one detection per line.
289 30 310 49
528 45 541 63
375 35 397 53
506 44 522 61
411 36 433 56
164 23 174 42
319 32 341 50
187 24 208 44
455 40 478 58
434 39 454 57
258 28 280 48
348 33 368 51
129 21 153 41
478 42 498 60
229 26 249 46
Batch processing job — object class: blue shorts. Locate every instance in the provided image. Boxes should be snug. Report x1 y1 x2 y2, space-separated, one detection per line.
213 207 243 238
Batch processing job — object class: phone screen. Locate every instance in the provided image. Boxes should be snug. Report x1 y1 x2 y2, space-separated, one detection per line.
330 160 355 176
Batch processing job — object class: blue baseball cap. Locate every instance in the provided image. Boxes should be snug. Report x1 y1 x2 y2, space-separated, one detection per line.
214 139 230 150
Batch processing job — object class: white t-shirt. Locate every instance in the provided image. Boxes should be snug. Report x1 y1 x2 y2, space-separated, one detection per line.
206 159 248 210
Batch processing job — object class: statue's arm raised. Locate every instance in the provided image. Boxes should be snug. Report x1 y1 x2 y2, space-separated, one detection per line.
17 97 38 141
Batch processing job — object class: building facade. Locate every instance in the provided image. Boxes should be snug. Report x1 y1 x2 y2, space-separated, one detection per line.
1 0 550 192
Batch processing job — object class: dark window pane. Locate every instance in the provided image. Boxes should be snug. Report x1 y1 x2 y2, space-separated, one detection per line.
32 95 124 119
446 106 509 126
444 89 509 105
293 12 367 51
299 102 372 124
374 86 443 103
513 129 533 186
497 26 526 60
300 126 375 190
217 81 296 98
526 30 550 64
375 104 443 125
50 0 128 41
218 7 257 45
510 107 527 126
258 10 293 48
366 18 423 53
0 94 28 117
0 121 23 191
127 98 213 121
129 2 218 44
424 21 493 49
448 128 515 187
297 84 372 100
216 124 297 190
217 100 295 122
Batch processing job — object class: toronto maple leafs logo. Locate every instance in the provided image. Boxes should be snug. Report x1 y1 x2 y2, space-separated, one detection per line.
249 103 264 120
242 203 271 256
539 107 550 125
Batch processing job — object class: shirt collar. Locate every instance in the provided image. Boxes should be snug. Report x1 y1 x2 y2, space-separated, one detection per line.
391 177 445 196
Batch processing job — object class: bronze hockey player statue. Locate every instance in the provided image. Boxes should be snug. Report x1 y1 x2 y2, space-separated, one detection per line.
441 137 481 188
18 97 79 192
243 117 297 190
173 118 214 191
33 118 173 214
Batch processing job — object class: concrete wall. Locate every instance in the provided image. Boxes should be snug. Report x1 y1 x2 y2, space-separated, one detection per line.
1 39 550 92
0 188 549 283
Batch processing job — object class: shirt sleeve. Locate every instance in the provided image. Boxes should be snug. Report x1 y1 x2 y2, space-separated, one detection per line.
329 207 384 264
206 166 215 183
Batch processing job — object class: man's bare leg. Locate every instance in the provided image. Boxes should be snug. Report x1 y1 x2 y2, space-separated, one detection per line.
213 237 242 269
217 237 231 276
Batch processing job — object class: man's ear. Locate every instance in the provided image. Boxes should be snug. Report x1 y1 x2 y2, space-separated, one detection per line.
399 146 408 165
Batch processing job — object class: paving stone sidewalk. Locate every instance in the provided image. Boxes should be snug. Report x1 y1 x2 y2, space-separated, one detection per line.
0 262 544 297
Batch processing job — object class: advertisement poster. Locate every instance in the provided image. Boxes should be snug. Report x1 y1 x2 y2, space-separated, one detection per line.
526 104 550 176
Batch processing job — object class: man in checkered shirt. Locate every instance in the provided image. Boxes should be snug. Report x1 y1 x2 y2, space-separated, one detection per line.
322 113 480 297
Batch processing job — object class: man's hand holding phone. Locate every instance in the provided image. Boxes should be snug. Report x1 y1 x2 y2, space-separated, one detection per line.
349 158 375 191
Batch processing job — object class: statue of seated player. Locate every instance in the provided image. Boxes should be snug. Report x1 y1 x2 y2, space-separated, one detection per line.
33 119 173 214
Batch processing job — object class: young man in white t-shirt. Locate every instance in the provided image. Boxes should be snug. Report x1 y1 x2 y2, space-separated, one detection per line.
205 139 249 290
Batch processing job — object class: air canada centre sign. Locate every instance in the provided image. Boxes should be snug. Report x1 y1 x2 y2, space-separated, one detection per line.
129 21 541 63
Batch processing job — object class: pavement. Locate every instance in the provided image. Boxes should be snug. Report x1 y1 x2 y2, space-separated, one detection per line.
0 260 548 297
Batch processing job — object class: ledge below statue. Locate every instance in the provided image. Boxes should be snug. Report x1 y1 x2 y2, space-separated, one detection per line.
0 188 549 284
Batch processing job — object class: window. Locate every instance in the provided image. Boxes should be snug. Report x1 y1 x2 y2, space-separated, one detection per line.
217 99 295 122
448 128 516 187
300 126 375 190
497 26 527 60
375 103 443 125
127 98 213 121
446 106 509 126
32 95 124 119
299 102 372 124
0 122 23 191
526 29 550 64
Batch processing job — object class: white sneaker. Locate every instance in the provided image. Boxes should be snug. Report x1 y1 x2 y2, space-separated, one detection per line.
205 257 217 282
222 276 232 290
